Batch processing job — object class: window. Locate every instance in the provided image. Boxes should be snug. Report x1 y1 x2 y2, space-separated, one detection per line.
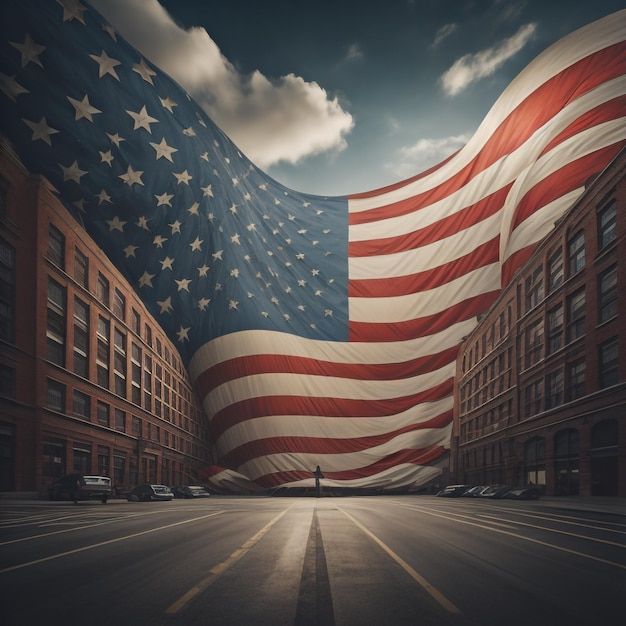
96 316 110 389
47 224 65 268
599 338 619 388
568 231 585 275
113 288 125 320
97 273 109 308
72 390 90 419
566 289 585 342
0 239 15 342
47 379 65 412
524 380 542 417
46 279 66 366
547 306 563 354
0 364 15 397
73 442 91 474
131 308 140 334
547 249 563 292
97 401 110 427
132 415 142 437
568 360 586 400
554 429 580 495
524 319 543 368
598 265 617 323
524 437 546 487
111 408 125 432
144 324 152 346
597 199 616 250
113 329 126 398
73 297 89 378
545 369 563 410
525 266 544 310
97 446 110 476
113 451 126 485
74 248 89 289
131 343 141 405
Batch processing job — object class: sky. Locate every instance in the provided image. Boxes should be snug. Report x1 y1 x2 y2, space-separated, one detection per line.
92 0 625 196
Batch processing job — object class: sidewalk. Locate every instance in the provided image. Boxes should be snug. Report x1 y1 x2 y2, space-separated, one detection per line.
532 496 626 516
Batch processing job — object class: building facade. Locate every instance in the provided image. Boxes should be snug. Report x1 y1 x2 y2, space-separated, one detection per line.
0 142 211 495
452 149 626 497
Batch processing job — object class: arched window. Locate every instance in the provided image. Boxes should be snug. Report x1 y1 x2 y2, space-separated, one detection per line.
590 420 619 496
524 437 546 487
554 429 580 495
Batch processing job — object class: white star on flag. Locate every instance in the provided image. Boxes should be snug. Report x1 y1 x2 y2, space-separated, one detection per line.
155 192 173 207
176 326 190 342
22 117 58 145
169 220 182 234
123 245 138 258
189 237 203 252
160 256 174 270
89 50 121 80
187 202 199 215
201 184 213 197
60 160 87 183
106 132 124 147
159 96 177 113
119 165 144 186
197 264 210 277
173 170 192 185
132 58 156 85
153 235 167 248
150 137 177 162
10 34 45 68
175 278 192 292
127 105 158 133
157 296 173 314
106 216 126 232
99 150 114 166
197 298 210 311
138 271 155 288
96 189 111 205
67 94 101 122
0 73 29 101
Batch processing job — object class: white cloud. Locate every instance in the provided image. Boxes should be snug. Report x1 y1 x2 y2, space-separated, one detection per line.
389 133 470 178
431 23 458 49
440 23 537 96
91 0 354 167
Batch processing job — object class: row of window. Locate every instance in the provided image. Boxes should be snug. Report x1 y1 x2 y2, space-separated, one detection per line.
523 337 619 417
46 277 200 433
523 198 616 314
46 378 202 458
459 399 513 443
47 223 186 376
462 306 513 373
459 348 513 412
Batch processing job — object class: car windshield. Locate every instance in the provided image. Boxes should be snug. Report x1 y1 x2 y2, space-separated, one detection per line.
188 486 204 492
152 486 170 493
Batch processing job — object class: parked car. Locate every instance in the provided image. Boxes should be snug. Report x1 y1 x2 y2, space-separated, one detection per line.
171 485 211 499
461 485 488 497
127 484 174 502
49 474 112 503
477 485 512 499
436 485 472 497
504 487 541 500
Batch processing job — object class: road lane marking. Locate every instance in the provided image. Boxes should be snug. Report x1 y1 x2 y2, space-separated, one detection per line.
166 504 294 614
475 514 626 548
467 505 626 532
0 511 224 573
0 507 221 546
473 516 519 529
337 507 461 615
400 504 626 571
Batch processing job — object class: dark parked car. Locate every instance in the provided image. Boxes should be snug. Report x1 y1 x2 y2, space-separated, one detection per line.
49 474 112 503
127 484 174 502
478 485 512 499
504 487 541 500
171 485 211 499
461 485 488 497
436 485 472 497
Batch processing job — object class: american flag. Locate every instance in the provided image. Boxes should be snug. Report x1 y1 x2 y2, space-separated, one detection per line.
1 1 625 490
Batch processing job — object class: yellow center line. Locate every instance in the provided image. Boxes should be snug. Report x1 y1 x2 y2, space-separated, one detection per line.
337 507 461 615
165 504 294 615
400 504 626 571
0 511 225 574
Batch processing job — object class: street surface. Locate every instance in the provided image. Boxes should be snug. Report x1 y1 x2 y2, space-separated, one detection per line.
1 495 624 626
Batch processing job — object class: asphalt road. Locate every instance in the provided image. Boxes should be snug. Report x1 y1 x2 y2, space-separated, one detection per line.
1 496 624 626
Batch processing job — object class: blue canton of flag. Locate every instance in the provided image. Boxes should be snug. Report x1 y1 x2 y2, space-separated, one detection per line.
0 0 349 362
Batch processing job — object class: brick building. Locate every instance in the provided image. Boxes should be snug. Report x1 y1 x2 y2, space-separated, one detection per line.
0 141 212 496
452 148 626 497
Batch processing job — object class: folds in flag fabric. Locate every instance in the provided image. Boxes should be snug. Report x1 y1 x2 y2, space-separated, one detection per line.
1 1 624 490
